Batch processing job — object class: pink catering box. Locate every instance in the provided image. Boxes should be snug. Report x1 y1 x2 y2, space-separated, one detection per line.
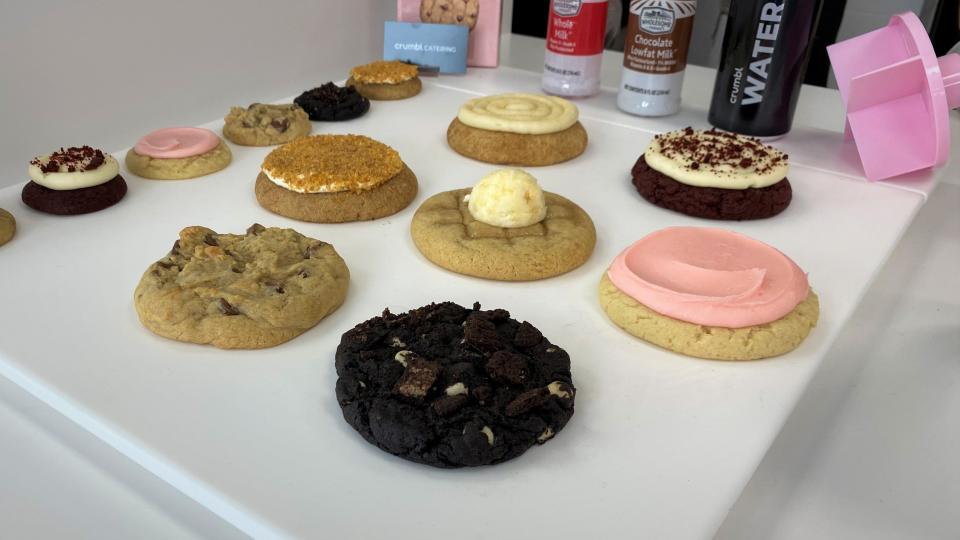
398 0 502 67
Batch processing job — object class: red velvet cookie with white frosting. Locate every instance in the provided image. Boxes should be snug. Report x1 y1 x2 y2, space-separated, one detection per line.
21 146 127 215
599 227 819 360
632 128 792 220
125 127 231 180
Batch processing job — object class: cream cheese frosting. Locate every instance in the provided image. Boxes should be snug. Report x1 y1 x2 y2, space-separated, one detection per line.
134 127 220 159
28 147 119 190
644 128 789 189
607 227 809 328
464 169 547 228
457 93 578 135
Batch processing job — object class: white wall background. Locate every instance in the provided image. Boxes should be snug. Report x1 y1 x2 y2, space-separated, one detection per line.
0 0 395 189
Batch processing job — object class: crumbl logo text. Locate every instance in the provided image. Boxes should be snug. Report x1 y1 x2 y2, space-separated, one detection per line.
394 42 458 53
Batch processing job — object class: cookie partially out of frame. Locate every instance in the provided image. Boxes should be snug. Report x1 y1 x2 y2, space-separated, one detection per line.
134 224 349 349
0 208 15 247
447 118 588 166
410 188 596 281
335 301 576 468
599 274 819 361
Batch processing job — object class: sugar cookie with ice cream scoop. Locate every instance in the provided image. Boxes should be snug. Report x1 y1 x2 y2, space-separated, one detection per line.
411 168 595 280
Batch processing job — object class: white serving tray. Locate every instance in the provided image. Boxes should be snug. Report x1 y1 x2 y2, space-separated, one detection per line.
0 68 941 539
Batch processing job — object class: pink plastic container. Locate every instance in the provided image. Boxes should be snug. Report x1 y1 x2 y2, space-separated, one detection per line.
827 12 960 181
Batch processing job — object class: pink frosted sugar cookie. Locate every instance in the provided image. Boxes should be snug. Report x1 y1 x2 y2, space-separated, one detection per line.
599 227 820 360
125 127 231 180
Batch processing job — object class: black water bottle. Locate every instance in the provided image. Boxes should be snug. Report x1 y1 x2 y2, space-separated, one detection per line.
708 0 824 137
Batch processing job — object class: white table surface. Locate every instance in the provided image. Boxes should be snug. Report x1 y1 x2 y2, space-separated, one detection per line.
1 38 957 540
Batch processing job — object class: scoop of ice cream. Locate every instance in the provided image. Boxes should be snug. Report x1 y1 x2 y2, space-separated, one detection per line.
465 169 548 228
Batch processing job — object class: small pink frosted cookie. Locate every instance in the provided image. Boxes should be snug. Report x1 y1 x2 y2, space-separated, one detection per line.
599 227 819 360
125 127 231 180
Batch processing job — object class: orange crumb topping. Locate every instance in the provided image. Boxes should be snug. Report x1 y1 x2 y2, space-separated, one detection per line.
261 135 403 193
350 60 418 84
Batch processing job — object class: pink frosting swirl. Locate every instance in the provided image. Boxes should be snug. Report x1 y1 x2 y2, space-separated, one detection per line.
607 227 809 328
134 127 219 159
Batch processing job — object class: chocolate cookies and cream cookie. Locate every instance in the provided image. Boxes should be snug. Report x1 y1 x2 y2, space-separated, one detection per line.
223 103 311 146
335 301 576 467
294 82 370 121
632 128 792 220
125 127 232 180
447 93 588 166
21 146 127 215
255 134 418 223
411 169 595 281
346 60 421 100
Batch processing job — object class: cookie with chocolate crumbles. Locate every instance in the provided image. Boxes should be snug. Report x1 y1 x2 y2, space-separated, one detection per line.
335 302 576 468
256 134 418 223
294 82 370 121
632 128 792 220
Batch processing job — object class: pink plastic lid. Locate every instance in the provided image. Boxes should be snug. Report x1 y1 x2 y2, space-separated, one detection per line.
827 12 959 181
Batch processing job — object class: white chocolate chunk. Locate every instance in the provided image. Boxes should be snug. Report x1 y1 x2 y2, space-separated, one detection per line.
394 350 414 367
445 382 468 396
548 381 572 399
481 426 495 446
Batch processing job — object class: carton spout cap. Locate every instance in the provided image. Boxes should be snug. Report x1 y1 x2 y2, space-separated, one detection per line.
940 53 960 110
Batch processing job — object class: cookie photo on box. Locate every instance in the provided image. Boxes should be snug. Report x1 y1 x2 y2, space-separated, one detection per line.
411 169 596 281
126 127 232 180
134 224 349 349
223 103 311 146
447 93 588 166
335 301 576 468
347 60 422 100
599 227 819 361
255 134 418 223
21 146 127 215
632 127 792 220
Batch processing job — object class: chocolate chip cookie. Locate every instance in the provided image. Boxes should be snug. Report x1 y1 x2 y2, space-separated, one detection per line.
134 224 349 349
223 103 311 146
294 83 370 121
335 302 576 468
420 0 480 30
